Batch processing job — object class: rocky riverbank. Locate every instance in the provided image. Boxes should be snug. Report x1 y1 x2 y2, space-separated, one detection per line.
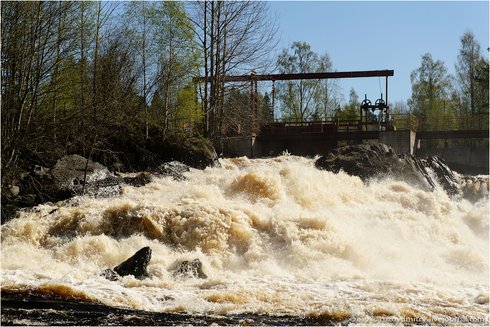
1 136 218 223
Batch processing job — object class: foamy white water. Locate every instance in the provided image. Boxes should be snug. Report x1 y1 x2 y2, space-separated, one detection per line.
1 156 488 324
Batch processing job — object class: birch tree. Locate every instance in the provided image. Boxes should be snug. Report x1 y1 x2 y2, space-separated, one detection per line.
454 31 489 129
2 2 75 178
276 42 341 122
190 1 277 138
408 53 452 130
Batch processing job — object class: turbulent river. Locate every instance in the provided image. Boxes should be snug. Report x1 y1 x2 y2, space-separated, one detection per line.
1 156 489 325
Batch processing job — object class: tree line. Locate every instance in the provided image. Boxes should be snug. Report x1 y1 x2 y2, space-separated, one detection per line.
1 1 488 188
408 32 488 131
1 2 199 184
1 1 277 187
273 32 488 132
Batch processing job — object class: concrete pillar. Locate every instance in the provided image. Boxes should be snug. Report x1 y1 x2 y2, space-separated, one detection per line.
222 136 261 158
379 130 417 155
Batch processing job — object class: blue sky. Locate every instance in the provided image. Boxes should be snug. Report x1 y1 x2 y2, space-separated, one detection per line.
267 1 489 106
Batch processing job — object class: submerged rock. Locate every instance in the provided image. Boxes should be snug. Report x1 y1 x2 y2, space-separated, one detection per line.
173 259 207 279
154 161 191 181
315 143 463 196
101 268 120 281
460 175 489 202
103 247 152 281
121 172 153 187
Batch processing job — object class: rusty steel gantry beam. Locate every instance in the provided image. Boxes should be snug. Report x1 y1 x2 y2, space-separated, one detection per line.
194 69 394 82
193 69 394 82
194 69 394 108
194 69 395 135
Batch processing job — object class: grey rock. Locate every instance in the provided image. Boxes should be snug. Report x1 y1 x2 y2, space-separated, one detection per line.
315 143 463 196
426 156 461 196
315 144 434 191
50 155 121 197
155 161 191 181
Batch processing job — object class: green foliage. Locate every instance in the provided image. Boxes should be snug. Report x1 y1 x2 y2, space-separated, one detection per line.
221 88 251 135
408 32 488 134
173 85 203 134
217 87 273 136
475 57 489 114
276 42 341 122
408 53 452 130
453 31 488 130
124 1 199 133
1 2 86 177
0 1 203 188
336 88 360 121
261 93 274 123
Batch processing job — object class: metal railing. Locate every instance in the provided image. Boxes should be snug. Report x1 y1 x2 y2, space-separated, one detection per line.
390 114 419 131
391 113 489 132
259 113 489 137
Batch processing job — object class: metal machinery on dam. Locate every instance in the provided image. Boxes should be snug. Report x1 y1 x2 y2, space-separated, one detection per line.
195 70 489 159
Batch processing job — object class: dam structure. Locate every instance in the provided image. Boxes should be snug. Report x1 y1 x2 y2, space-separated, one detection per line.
200 70 488 173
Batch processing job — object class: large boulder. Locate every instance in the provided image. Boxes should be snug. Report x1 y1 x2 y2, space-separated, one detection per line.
315 144 433 191
1 155 122 224
147 136 219 170
50 155 120 197
315 143 462 196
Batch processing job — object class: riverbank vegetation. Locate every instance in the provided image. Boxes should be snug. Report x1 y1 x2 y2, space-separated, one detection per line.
1 1 488 191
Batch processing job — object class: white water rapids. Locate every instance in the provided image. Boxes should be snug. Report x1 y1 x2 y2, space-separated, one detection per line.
1 156 488 324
